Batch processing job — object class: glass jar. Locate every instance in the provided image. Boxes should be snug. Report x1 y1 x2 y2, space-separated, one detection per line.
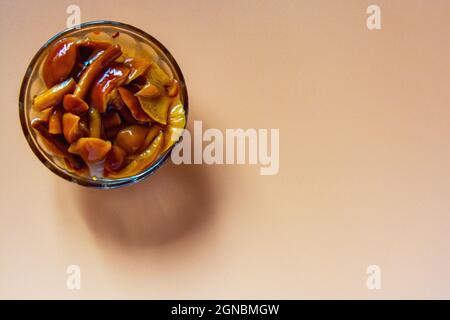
19 20 188 188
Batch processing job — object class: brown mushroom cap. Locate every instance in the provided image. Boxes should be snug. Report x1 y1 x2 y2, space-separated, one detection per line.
115 125 149 154
43 38 77 87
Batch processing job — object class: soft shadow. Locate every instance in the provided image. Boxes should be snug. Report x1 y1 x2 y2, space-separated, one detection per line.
76 162 215 248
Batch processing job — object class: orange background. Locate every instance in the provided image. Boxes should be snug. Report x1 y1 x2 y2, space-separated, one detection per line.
1 0 450 299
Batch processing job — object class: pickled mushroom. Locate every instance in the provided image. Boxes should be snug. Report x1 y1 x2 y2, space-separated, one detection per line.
62 113 85 143
107 131 164 179
137 94 172 125
63 45 122 113
33 78 76 111
166 79 179 97
89 63 130 113
124 56 151 83
136 83 160 98
163 100 186 152
68 138 112 162
43 38 77 87
117 87 151 122
88 108 102 138
115 124 149 154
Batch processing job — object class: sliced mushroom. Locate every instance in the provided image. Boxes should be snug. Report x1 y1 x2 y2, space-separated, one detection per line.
124 56 151 84
147 60 171 88
62 113 85 143
136 94 172 125
43 38 77 87
33 78 76 111
136 83 160 98
89 63 130 113
117 87 151 122
68 138 112 162
163 100 186 152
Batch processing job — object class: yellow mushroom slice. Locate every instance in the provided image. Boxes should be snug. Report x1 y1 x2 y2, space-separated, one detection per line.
139 124 162 153
117 87 151 122
107 131 164 179
62 113 85 143
115 124 149 154
136 83 160 98
68 138 112 163
42 38 77 87
33 78 76 111
136 94 172 125
112 31 138 61
89 63 130 113
48 107 63 134
147 60 171 88
124 56 151 84
163 100 186 152
63 45 122 114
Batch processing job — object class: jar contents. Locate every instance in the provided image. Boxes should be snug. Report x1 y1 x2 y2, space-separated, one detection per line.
30 31 186 179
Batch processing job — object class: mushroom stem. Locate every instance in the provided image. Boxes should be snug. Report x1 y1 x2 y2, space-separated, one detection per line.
33 78 76 111
88 108 102 138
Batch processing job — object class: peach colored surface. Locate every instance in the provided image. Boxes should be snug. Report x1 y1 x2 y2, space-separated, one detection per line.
1 0 450 299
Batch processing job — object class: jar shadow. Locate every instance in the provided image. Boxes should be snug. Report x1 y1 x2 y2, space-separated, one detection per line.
75 162 215 249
